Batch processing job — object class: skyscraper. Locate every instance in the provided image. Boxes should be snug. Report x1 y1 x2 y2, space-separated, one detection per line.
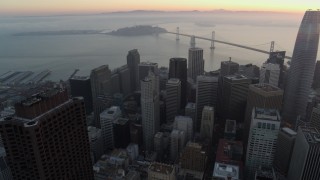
173 116 193 143
90 65 112 128
200 106 214 142
100 106 121 151
185 102 196 133
244 84 283 146
170 129 185 161
141 72 160 151
169 58 188 107
222 74 251 122
166 78 181 122
138 62 159 89
154 132 164 160
127 49 140 92
0 89 93 179
260 63 280 87
288 127 320 180
69 76 93 114
273 127 297 176
179 142 207 172
188 48 204 82
313 61 320 89
220 60 239 77
283 10 320 126
196 75 218 131
310 104 320 130
245 108 280 179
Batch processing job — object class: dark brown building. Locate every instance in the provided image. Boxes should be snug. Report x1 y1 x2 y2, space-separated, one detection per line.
0 89 94 180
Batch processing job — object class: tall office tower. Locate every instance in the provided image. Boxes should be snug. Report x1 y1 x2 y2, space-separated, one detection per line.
185 103 196 132
0 89 93 179
130 123 143 147
273 127 297 176
127 49 140 92
90 65 112 128
244 84 283 146
245 108 280 179
87 126 104 163
138 62 159 89
196 75 218 131
222 74 251 123
169 58 188 107
267 51 285 68
267 51 286 88
113 118 130 148
154 132 164 160
173 116 193 143
283 11 320 126
148 162 176 180
111 73 121 94
220 60 239 77
0 147 12 180
310 104 320 130
200 106 214 141
260 63 281 87
141 72 160 151
166 78 181 122
170 130 186 161
69 76 93 114
180 142 207 171
188 48 204 82
159 67 169 91
313 61 320 89
112 65 131 96
100 106 121 151
288 127 320 180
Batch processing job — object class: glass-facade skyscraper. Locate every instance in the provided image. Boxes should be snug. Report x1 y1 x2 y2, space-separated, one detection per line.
283 10 320 127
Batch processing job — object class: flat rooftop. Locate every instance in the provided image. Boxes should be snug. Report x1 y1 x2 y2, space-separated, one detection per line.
149 162 174 175
185 102 196 109
139 62 158 66
251 83 281 92
70 76 89 80
224 74 249 81
167 78 180 84
221 61 239 66
254 108 280 121
213 163 239 179
282 127 297 136
300 127 320 144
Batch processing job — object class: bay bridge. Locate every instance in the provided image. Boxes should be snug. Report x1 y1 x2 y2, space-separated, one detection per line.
167 27 292 60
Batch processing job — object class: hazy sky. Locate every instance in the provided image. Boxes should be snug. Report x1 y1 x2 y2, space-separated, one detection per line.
1 0 320 15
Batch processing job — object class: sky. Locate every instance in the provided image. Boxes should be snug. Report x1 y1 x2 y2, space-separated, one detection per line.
1 0 320 16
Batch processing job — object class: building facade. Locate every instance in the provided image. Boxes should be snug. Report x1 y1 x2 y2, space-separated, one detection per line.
260 63 280 87
287 127 320 180
188 48 204 82
245 108 280 179
166 78 181 122
0 89 93 179
69 76 93 114
200 106 214 142
283 11 320 126
141 72 160 151
169 58 188 108
127 49 140 92
196 75 218 131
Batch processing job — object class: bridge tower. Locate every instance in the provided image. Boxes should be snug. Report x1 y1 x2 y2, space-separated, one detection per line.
210 31 215 49
176 27 180 41
190 36 196 48
270 41 275 53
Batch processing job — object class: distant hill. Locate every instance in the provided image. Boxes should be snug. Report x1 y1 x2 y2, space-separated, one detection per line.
108 25 167 36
